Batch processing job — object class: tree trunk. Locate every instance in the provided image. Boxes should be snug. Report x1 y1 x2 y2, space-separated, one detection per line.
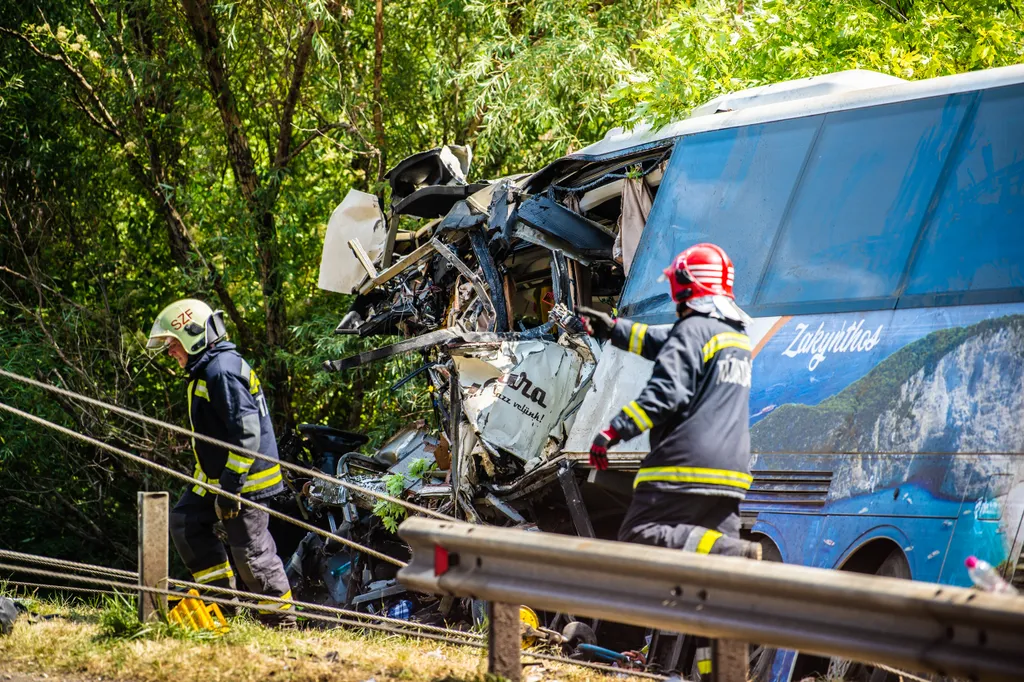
373 0 386 183
180 0 298 429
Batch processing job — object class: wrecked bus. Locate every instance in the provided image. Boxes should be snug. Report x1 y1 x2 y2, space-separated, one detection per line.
566 64 1024 679
297 63 1024 679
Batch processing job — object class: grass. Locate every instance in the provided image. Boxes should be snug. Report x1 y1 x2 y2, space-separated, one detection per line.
0 593 641 682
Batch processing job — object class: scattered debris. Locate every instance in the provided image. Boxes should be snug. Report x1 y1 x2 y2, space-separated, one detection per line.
273 136 672 658
0 597 18 636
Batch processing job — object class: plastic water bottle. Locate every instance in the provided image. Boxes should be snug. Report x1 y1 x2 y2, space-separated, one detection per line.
965 556 1018 594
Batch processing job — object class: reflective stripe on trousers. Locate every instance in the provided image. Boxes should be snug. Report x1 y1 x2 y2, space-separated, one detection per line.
257 589 293 612
695 646 712 675
633 466 752 490
192 560 234 584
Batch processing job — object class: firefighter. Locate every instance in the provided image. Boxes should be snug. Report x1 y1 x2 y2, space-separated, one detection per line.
147 299 294 627
579 243 760 560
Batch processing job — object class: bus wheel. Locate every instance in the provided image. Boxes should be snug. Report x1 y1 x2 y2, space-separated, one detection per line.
828 545 911 681
793 542 911 681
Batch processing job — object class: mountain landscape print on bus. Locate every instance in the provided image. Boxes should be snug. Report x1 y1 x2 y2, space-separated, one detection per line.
750 303 1024 458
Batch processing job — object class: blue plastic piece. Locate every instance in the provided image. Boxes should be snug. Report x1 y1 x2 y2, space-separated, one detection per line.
576 643 628 663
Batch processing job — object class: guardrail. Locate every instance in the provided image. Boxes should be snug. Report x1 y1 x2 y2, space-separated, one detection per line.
397 517 1024 682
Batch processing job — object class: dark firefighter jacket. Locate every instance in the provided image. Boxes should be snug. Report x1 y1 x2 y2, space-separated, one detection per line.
184 342 283 500
608 313 753 499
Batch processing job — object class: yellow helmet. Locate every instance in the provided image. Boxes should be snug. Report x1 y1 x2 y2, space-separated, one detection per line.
146 298 227 355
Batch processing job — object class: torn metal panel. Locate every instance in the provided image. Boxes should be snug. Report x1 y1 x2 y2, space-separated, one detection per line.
376 422 438 466
324 326 559 372
393 182 489 218
544 332 600 446
512 223 596 267
516 195 615 257
318 190 387 294
486 179 520 249
564 343 653 458
482 492 526 524
385 145 473 203
469 230 510 333
522 142 673 195
437 200 487 234
557 461 595 538
324 329 462 372
452 339 584 463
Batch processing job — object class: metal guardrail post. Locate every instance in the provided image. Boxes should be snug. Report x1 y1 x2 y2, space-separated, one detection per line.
712 639 748 682
488 602 522 681
137 492 169 622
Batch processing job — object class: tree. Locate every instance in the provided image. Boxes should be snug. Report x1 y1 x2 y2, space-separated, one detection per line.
1 0 1021 568
612 0 1024 126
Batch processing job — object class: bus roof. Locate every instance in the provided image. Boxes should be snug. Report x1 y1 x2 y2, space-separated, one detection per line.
576 64 1024 158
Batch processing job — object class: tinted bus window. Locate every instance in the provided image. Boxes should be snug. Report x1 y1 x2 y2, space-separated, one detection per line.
756 95 971 309
902 84 1024 304
619 119 817 322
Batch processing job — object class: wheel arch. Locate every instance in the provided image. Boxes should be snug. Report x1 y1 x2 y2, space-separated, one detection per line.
836 533 912 579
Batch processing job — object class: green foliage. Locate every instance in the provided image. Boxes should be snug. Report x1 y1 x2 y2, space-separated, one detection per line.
2 0 1021 568
97 592 223 642
407 457 432 480
372 472 409 533
97 593 148 640
613 0 1024 126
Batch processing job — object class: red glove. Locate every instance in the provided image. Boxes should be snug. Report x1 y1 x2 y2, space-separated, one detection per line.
589 426 620 470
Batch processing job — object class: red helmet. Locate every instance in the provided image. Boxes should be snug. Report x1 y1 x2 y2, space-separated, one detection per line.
662 243 735 304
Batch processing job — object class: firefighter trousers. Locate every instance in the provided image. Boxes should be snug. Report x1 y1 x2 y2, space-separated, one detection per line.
618 489 748 679
617 487 747 554
170 490 293 624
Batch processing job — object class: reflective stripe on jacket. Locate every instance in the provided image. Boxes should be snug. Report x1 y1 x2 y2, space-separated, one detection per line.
185 342 283 500
609 314 752 499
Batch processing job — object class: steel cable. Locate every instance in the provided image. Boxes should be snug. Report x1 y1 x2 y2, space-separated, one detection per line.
166 578 484 639
0 561 480 646
0 548 136 579
0 580 123 596
0 548 477 639
0 368 454 521
1 560 665 679
0 400 406 567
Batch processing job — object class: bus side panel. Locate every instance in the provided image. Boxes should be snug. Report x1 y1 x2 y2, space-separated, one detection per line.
748 303 1024 583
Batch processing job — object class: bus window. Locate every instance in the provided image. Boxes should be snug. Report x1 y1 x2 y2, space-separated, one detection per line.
902 84 1024 305
754 95 972 310
618 118 817 322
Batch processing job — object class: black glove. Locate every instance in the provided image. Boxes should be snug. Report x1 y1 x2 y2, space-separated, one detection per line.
215 494 241 521
577 306 616 341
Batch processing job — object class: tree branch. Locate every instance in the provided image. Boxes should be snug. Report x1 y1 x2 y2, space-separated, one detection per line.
179 0 260 203
0 26 123 140
372 0 386 182
281 122 348 166
275 19 320 169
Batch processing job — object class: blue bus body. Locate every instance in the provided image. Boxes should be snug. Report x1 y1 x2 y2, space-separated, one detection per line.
565 65 1024 679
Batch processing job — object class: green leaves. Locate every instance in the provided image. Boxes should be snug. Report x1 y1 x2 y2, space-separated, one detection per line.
613 0 1024 127
372 472 409 533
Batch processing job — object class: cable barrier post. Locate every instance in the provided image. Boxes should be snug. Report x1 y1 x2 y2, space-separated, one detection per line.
488 601 522 681
138 492 169 622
